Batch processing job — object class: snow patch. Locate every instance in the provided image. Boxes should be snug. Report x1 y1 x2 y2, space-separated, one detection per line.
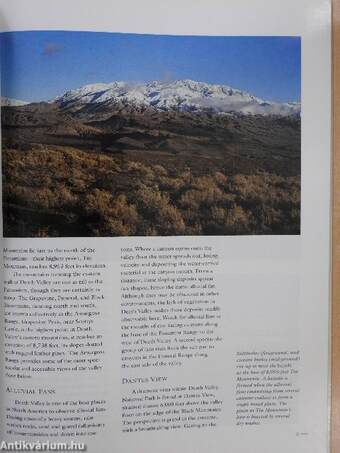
54 79 300 117
1 96 29 107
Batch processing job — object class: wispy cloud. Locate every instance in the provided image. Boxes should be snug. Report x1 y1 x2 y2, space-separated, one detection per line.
161 70 173 83
42 42 63 57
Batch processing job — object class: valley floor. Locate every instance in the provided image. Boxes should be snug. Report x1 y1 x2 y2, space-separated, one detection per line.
2 145 300 237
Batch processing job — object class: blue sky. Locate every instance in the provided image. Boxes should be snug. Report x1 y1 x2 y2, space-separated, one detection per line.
0 31 301 103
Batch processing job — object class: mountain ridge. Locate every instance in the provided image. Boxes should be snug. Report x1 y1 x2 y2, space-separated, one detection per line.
53 79 300 117
1 96 28 107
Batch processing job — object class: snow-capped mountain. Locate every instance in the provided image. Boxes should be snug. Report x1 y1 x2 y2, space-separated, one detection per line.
1 96 28 107
54 79 300 117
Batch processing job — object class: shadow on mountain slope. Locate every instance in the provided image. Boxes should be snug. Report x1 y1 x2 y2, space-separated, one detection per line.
2 102 300 237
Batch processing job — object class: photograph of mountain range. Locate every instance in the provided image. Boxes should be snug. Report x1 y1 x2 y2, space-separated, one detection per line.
1 32 301 237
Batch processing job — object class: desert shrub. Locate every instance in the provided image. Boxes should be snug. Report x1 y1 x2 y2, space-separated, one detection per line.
179 185 224 210
158 176 182 192
191 175 218 191
225 206 253 234
2 146 300 237
144 225 158 236
134 184 165 215
85 189 113 218
127 161 155 181
133 183 186 235
95 218 134 236
210 206 228 226
108 195 140 235
156 204 186 235
84 190 140 235
213 171 228 186
53 186 78 209
152 164 168 177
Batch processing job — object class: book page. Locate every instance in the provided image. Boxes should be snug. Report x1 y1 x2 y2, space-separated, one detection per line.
0 1 331 452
